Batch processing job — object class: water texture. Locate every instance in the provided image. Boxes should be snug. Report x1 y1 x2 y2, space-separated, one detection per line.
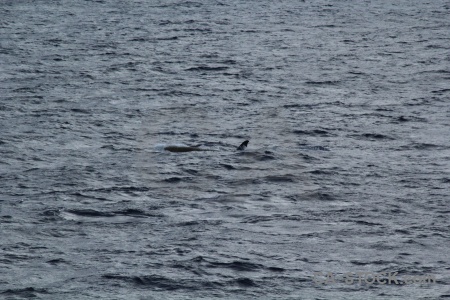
1 0 449 299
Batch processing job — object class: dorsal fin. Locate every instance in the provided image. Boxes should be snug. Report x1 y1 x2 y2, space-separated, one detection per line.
237 140 249 150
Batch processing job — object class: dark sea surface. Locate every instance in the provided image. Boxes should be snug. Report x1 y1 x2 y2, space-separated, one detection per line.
1 0 449 299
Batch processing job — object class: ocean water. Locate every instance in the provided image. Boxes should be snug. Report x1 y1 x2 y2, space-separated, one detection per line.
1 0 449 299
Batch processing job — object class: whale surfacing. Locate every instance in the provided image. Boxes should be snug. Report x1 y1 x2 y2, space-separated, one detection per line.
163 140 249 153
164 146 209 153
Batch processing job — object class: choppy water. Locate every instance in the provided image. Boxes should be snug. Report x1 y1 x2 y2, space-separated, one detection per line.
1 0 449 299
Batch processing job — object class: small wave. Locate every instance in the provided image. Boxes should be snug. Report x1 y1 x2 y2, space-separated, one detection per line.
70 108 91 114
353 133 395 140
113 208 151 217
232 277 258 287
220 163 236 170
264 175 296 183
88 186 151 193
207 260 263 272
399 143 441 150
268 267 285 272
66 209 114 217
308 169 336 175
241 215 274 224
46 258 68 265
396 116 409 122
354 220 383 226
175 220 223 227
183 168 199 175
299 153 318 160
299 145 330 151
185 66 229 72
350 260 370 266
302 191 335 201
1 287 49 298
259 154 275 161
431 88 450 94
293 129 334 136
305 80 340 85
65 208 159 218
163 177 184 183
70 192 110 201
41 209 62 217
102 273 220 290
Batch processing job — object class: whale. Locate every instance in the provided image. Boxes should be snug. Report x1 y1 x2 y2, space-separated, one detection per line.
163 146 210 152
164 140 249 153
237 140 249 150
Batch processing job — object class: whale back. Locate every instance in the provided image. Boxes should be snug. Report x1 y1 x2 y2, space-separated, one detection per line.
164 146 206 152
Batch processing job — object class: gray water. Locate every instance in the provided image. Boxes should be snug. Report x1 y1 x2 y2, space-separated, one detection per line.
1 0 449 299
